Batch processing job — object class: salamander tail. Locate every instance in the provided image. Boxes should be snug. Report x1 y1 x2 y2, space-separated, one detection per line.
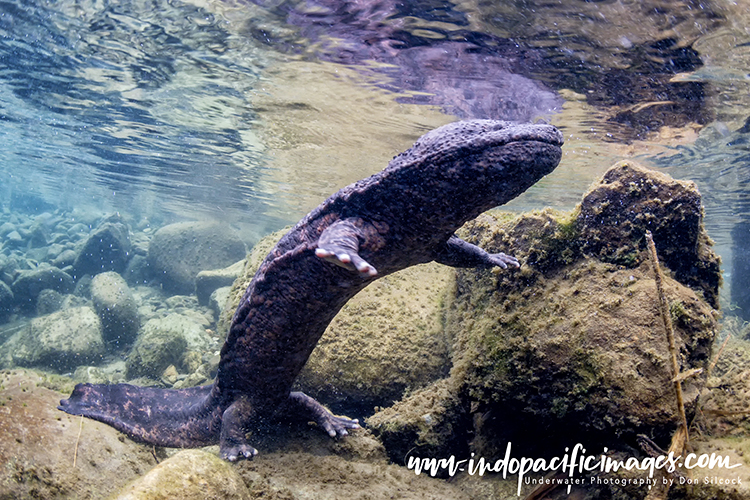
59 382 217 448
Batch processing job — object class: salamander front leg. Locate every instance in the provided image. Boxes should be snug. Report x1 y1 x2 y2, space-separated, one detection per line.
433 235 520 269
288 391 360 437
315 218 378 277
219 398 258 461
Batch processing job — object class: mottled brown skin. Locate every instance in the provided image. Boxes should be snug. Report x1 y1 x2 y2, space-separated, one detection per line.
59 119 563 460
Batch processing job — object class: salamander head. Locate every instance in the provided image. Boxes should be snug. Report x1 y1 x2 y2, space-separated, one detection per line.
388 119 564 210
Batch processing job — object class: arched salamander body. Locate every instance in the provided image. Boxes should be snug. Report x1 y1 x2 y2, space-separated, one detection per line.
59 119 563 460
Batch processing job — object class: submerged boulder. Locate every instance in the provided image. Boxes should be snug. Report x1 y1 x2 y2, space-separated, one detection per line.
577 160 720 307
90 271 140 348
11 266 75 310
110 449 250 500
147 221 247 295
126 313 213 379
368 162 721 461
12 307 105 372
73 216 132 276
0 370 157 499
195 259 245 306
0 281 12 321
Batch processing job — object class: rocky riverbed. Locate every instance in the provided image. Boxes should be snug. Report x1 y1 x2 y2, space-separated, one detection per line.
0 210 248 387
0 163 748 499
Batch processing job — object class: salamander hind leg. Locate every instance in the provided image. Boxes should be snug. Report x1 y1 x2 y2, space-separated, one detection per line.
220 398 258 461
288 391 360 437
315 218 378 277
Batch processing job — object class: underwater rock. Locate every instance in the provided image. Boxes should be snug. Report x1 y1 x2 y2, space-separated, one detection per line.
195 259 244 306
90 271 140 349
35 288 64 315
3 230 23 249
0 221 14 237
126 314 212 379
0 281 12 320
73 216 132 276
366 378 471 467
577 160 721 307
147 221 246 295
51 248 76 268
73 365 111 384
297 262 454 411
122 253 153 286
27 222 49 248
111 449 250 500
369 162 720 461
0 370 156 499
12 306 105 372
11 266 74 310
209 286 231 318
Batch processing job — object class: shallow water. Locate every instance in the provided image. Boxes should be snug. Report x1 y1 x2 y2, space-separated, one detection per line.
2 0 750 496
0 1 746 321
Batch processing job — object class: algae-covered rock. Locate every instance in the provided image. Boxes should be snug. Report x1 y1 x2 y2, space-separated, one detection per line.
0 370 157 499
369 162 720 462
298 262 453 411
126 316 189 379
90 271 140 348
577 160 721 307
147 221 247 295
35 288 64 315
12 306 105 372
220 229 454 411
365 378 471 466
126 313 215 379
111 449 250 500
231 426 471 500
448 249 716 456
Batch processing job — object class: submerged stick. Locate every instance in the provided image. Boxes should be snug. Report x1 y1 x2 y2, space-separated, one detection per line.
73 414 83 468
645 231 689 445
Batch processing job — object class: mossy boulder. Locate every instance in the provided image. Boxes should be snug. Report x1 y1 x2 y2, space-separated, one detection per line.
577 160 720 307
368 162 721 461
0 370 157 499
296 262 453 411
126 316 190 379
111 449 250 500
365 378 471 467
447 249 716 457
90 271 140 348
11 307 105 372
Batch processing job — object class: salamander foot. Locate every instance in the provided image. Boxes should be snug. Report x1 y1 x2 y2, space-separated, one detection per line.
288 391 360 437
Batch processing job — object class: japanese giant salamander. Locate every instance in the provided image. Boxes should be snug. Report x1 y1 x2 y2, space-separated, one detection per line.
60 119 563 460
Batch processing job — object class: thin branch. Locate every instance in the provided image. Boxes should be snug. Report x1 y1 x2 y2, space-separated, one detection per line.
645 231 689 444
